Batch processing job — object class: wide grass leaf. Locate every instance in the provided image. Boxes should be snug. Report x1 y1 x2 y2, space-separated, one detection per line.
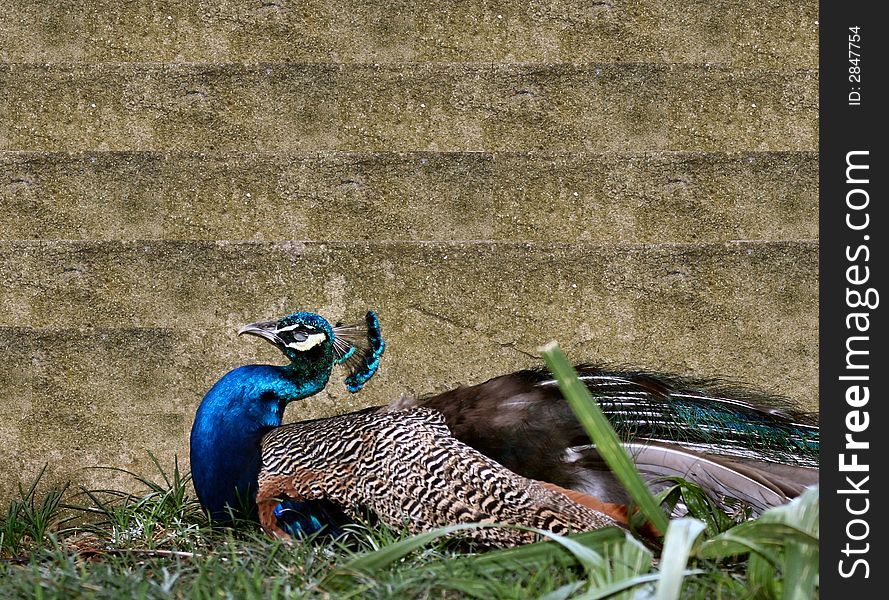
654 518 706 600
698 487 818 599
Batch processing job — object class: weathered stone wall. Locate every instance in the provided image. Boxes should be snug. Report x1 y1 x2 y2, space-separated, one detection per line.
0 1 818 498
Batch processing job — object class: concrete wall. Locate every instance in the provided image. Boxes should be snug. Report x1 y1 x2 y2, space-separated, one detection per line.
0 1 818 499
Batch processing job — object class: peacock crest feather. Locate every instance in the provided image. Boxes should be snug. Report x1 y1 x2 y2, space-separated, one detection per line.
331 311 386 392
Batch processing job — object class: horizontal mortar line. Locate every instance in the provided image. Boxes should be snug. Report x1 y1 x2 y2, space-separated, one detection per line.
0 239 820 249
0 149 821 158
0 325 175 334
4 413 185 421
0 149 820 160
0 61 819 75
0 62 821 73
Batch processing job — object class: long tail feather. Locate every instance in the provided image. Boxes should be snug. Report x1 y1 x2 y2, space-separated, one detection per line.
551 441 817 517
622 442 815 516
538 366 818 467
406 364 819 515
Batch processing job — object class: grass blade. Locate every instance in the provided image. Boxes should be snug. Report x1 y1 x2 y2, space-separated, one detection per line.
539 342 670 534
696 488 819 598
336 523 621 579
333 523 491 576
697 521 815 564
530 528 608 571
762 487 819 600
575 572 668 600
536 581 587 600
446 528 626 575
654 518 706 600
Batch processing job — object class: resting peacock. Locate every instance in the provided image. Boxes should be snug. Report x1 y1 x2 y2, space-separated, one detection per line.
189 310 818 546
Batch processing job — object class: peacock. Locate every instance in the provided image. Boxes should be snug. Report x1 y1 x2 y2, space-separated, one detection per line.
189 310 818 546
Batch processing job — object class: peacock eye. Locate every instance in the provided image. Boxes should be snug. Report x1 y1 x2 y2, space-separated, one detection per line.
293 332 308 342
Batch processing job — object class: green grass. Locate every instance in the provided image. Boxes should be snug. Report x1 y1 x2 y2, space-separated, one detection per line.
1 344 818 599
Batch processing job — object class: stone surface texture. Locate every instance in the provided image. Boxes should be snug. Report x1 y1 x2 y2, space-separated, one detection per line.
0 0 818 499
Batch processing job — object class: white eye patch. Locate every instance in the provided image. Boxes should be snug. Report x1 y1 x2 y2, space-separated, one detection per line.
285 332 328 352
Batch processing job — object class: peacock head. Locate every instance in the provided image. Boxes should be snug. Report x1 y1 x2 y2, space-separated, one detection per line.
238 310 385 393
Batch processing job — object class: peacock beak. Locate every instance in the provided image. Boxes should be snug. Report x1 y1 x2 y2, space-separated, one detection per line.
238 320 282 346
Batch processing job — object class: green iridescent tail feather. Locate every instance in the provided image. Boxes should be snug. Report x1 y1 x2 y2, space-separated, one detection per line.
566 369 819 468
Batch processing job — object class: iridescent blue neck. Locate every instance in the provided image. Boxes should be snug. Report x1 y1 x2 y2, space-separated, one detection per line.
189 362 332 521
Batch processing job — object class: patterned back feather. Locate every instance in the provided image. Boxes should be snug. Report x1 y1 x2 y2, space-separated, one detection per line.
255 408 618 547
